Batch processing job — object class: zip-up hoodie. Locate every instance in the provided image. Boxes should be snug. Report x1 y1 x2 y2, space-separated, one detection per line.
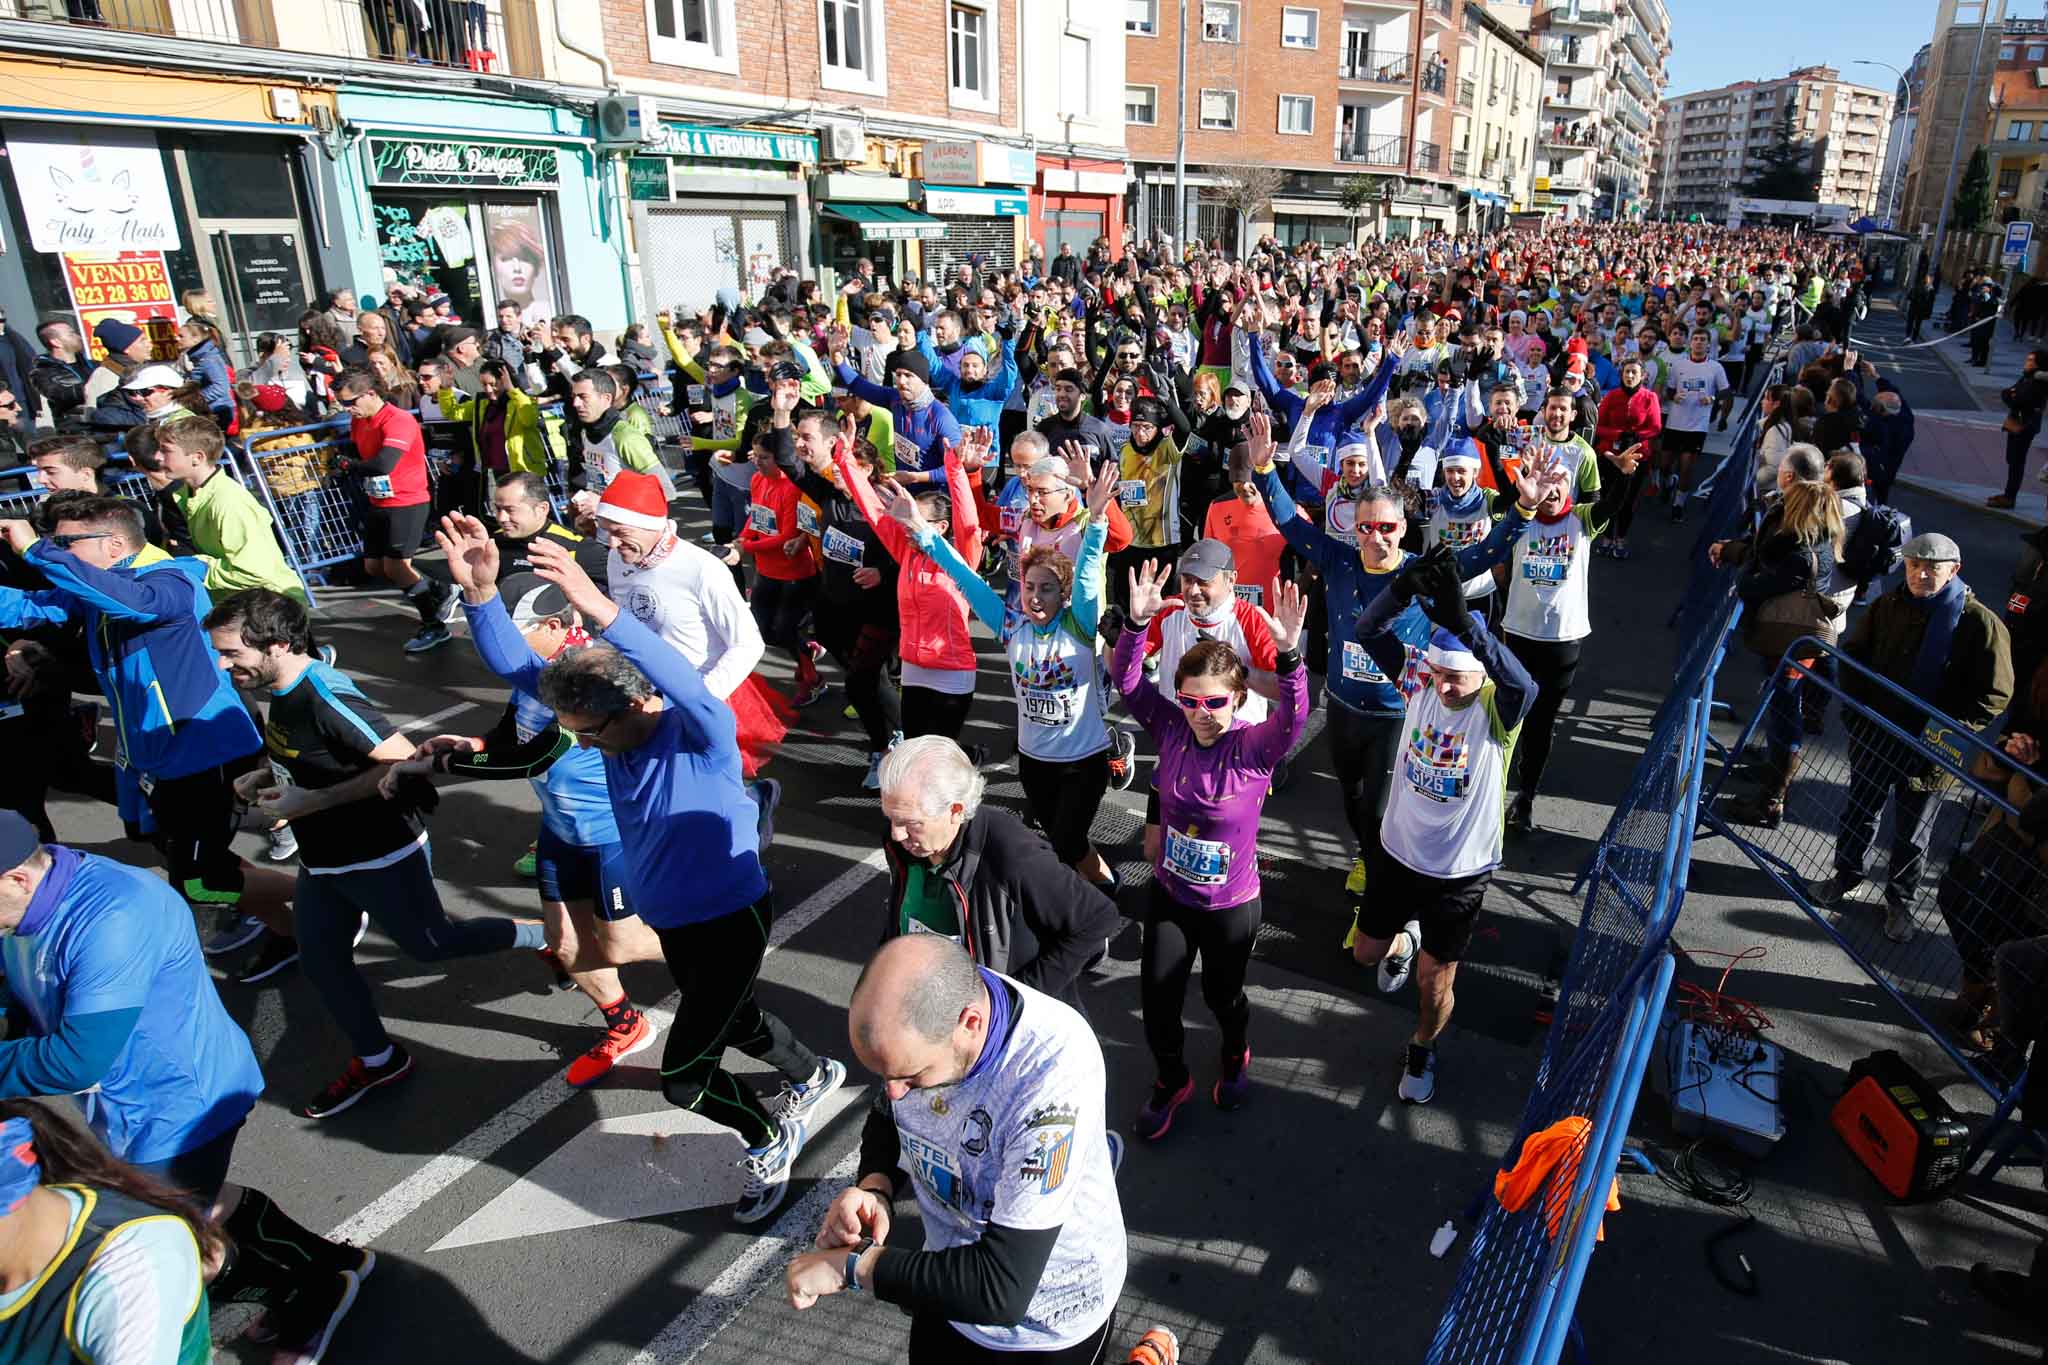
0 543 258 778
1593 383 1663 456
835 443 982 673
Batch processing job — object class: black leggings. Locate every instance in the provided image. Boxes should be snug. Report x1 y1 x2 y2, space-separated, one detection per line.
654 897 819 1149
1506 634 1583 800
902 684 974 741
1604 455 1653 540
1140 883 1260 1087
910 1314 1113 1364
749 575 817 652
1326 701 1402 867
2004 425 2038 500
815 609 901 752
1017 749 1110 865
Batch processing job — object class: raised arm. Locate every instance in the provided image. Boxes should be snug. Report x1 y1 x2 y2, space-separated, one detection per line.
834 442 911 559
912 521 1007 632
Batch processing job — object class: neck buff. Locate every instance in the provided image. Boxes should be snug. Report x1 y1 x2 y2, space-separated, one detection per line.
1439 482 1488 520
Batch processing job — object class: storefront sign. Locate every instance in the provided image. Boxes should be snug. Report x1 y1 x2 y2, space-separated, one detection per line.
648 121 818 163
367 138 561 189
923 186 1028 217
628 157 672 201
983 144 1037 186
922 141 981 185
61 251 177 361
6 126 180 252
229 234 308 334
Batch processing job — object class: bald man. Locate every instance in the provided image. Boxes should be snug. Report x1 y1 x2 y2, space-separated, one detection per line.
785 936 1125 1363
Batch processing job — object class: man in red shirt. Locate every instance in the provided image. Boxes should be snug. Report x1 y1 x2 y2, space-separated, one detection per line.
336 367 458 652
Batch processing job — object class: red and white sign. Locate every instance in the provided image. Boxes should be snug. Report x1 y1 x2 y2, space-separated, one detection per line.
62 250 179 362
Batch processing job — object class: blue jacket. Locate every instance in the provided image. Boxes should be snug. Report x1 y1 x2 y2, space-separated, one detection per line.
834 361 963 482
929 337 1019 437
0 544 259 779
1863 379 1916 481
183 338 233 416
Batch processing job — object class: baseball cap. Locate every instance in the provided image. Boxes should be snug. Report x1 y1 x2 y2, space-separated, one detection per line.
499 573 572 631
0 811 40 871
122 363 186 392
1177 538 1235 580
1902 532 1961 563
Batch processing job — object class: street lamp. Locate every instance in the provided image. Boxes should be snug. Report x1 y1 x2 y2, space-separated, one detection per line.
1850 58 1913 227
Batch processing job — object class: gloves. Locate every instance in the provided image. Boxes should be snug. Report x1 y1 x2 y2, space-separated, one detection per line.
1388 554 1432 607
1419 545 1471 635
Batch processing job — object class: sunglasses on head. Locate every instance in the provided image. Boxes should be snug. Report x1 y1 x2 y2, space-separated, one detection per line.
1175 692 1233 712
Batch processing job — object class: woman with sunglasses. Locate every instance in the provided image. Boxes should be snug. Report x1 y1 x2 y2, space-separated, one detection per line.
1114 560 1308 1142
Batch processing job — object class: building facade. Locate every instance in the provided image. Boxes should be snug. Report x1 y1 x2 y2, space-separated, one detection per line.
1896 1 2034 239
1872 45 1929 228
1522 0 1670 220
1656 67 1893 224
1457 3 1546 223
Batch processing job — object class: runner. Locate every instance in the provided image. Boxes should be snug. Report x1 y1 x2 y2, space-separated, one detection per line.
741 387 826 708
154 415 309 603
332 367 459 653
1659 328 1728 522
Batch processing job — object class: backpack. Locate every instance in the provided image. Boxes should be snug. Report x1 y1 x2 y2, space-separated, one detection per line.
1840 502 1909 585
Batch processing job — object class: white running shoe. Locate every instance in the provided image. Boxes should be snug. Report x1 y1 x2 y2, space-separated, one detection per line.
776 1058 846 1126
862 751 885 790
266 823 300 862
750 778 782 854
733 1114 807 1225
1378 919 1422 994
203 913 266 957
1399 1043 1438 1105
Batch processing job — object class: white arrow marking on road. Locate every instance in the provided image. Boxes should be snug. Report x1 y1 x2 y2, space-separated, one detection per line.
427 1083 864 1252
325 845 886 1249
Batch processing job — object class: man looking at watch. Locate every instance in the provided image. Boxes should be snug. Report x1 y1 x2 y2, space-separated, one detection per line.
784 935 1125 1363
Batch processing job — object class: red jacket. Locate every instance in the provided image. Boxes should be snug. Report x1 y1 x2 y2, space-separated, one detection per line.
739 468 819 581
838 444 984 673
1594 384 1663 456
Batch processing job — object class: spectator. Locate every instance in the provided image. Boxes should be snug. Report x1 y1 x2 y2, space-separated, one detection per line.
247 330 310 408
82 317 153 410
25 433 105 497
176 316 235 428
1989 348 2048 510
29 318 92 428
1862 380 1914 505
484 301 530 371
0 310 36 431
322 286 359 339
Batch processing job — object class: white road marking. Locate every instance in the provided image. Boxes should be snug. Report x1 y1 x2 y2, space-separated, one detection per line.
325 847 887 1248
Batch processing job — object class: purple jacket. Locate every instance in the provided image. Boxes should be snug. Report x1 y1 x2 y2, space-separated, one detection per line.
1114 627 1308 910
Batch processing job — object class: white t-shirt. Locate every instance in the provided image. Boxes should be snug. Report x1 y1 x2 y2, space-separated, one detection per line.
1663 356 1729 434
1382 662 1515 880
1504 511 1593 643
889 973 1126 1353
607 535 764 700
1428 492 1498 600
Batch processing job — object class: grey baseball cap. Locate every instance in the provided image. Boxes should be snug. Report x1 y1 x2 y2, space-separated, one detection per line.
1902 532 1961 563
1177 538 1235 580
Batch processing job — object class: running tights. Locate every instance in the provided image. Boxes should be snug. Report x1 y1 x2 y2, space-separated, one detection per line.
1505 634 1583 801
1140 883 1260 1088
1326 702 1402 869
1017 750 1110 866
901 684 974 741
815 611 901 752
909 1314 1114 1364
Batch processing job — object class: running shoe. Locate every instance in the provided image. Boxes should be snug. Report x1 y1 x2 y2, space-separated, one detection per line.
567 1011 658 1088
303 1045 414 1120
1106 1130 1125 1176
352 913 369 948
749 777 781 854
1127 1327 1180 1365
1378 919 1422 994
315 644 338 669
71 701 100 756
1134 1075 1195 1142
1807 872 1865 907
204 913 267 957
843 702 860 721
237 935 300 986
775 1057 847 1126
733 1114 807 1225
403 622 453 653
1344 857 1367 897
262 1270 361 1365
1213 1047 1252 1111
266 822 300 862
1882 889 1915 944
1668 493 1688 524
1592 536 1613 558
1106 727 1139 791
435 585 462 624
1609 540 1632 561
794 675 829 708
1272 757 1294 791
513 842 537 878
1399 1042 1439 1105
965 743 989 770
1506 793 1536 835
862 751 885 790
537 947 576 991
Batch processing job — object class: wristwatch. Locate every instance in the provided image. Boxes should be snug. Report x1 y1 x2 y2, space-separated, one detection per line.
843 1237 875 1294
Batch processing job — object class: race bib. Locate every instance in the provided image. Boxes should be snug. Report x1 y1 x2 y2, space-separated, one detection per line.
713 408 737 440
1020 686 1077 727
1340 639 1388 685
1403 724 1472 803
821 525 864 566
1234 584 1263 605
1164 827 1232 886
365 474 394 500
1297 443 1332 472
686 384 707 405
269 758 295 792
903 917 964 945
796 502 820 536
1117 479 1148 509
999 506 1023 536
747 503 777 535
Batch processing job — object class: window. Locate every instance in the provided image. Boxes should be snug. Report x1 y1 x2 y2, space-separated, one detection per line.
648 0 738 73
1126 84 1159 125
1279 94 1315 134
1126 0 1157 34
1202 0 1240 42
819 0 886 93
1999 167 2022 195
2011 120 2034 141
2031 44 2046 59
1281 7 1317 48
1058 32 1094 118
1199 88 1237 129
948 2 996 110
2001 43 2017 59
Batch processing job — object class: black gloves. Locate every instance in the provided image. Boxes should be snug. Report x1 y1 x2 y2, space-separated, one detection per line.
1421 550 1471 636
1388 553 1433 606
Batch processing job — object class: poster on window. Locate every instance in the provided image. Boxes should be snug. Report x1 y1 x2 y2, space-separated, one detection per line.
742 220 779 295
482 202 556 330
6 125 181 253
373 196 486 325
62 251 179 362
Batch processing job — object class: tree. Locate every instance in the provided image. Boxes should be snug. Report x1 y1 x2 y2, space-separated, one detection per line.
1211 165 1288 254
1953 146 1993 233
1340 173 1390 242
1740 103 1818 202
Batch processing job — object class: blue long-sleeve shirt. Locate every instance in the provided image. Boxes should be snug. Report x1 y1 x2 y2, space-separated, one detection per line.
930 337 1019 437
1256 462 1530 715
834 361 963 484
1245 333 1397 453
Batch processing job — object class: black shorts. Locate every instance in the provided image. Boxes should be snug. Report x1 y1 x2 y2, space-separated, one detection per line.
1661 429 1707 457
1358 851 1490 963
145 760 254 906
363 501 431 560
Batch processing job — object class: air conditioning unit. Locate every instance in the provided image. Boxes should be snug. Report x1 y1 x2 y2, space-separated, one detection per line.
819 119 866 164
595 94 661 150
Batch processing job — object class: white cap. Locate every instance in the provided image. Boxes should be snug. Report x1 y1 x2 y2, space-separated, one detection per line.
122 363 187 392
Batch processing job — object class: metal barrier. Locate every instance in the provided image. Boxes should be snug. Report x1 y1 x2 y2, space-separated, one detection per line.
1698 637 2041 1171
1426 587 1743 1364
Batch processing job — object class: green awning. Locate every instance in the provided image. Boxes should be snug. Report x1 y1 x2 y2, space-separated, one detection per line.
821 203 948 241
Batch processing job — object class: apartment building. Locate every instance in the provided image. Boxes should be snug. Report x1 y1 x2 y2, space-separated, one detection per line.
1657 67 1893 224
1873 45 1929 228
1523 0 1671 220
1457 3 1547 221
1897 1 2035 237
1985 62 2048 227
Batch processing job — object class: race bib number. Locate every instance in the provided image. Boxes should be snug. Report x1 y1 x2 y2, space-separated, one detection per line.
1164 827 1232 886
903 917 964 945
1403 724 1472 803
1234 583 1264 605
1340 639 1388 685
796 502 820 536
686 384 707 405
821 526 864 566
365 474 394 500
1522 555 1569 585
1297 443 1332 472
747 503 777 535
269 758 295 793
1021 686 1077 727
1117 479 1148 509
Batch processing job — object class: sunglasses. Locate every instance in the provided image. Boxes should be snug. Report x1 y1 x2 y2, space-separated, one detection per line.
566 713 620 741
48 531 115 549
1175 692 1234 712
1359 520 1402 536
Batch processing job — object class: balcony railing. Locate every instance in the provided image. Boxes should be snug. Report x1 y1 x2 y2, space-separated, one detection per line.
1426 0 1454 18
1341 53 1412 83
13 0 542 77
1415 141 1442 171
1421 61 1448 95
1457 78 1476 108
1451 148 1471 174
1337 133 1409 167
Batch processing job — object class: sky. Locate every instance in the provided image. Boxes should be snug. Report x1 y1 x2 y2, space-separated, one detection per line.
1657 0 1957 98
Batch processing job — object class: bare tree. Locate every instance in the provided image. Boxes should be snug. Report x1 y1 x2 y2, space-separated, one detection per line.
1210 165 1289 253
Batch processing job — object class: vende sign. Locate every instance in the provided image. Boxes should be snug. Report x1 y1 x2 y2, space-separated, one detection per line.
922 141 981 185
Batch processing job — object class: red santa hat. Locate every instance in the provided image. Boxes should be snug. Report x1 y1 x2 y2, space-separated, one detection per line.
596 471 670 531
1565 353 1589 379
1566 336 1590 358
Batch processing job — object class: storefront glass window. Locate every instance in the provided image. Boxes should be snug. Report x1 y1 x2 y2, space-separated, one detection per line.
373 194 561 330
481 202 557 328
186 142 300 220
1274 214 1352 248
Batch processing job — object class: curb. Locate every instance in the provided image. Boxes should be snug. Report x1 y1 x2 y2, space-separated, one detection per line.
1894 473 2038 529
1925 330 1999 415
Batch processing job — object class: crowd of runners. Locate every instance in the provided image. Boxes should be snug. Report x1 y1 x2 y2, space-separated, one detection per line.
0 218 1982 1364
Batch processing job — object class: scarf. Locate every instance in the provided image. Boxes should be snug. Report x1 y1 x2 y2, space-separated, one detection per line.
709 375 741 399
1438 482 1488 521
1907 577 1967 702
1534 494 1576 526
628 526 682 573
551 625 594 658
15 844 83 939
963 966 1017 1083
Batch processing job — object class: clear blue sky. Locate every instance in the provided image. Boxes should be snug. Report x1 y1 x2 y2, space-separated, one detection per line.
1659 0 1947 97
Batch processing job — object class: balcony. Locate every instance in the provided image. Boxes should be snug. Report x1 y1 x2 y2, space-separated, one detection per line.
10 0 544 77
1451 148 1471 174
1415 141 1443 171
1337 132 1409 167
1420 59 1448 96
1457 78 1476 108
1426 0 1454 20
1341 52 1411 83
1541 121 1597 148
1542 35 1596 67
1543 91 1596 115
1541 2 1615 29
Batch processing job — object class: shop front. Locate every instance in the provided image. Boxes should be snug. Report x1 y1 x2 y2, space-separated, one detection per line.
0 56 341 370
915 140 1032 286
815 168 933 295
1034 153 1127 263
634 121 815 318
1269 193 1355 249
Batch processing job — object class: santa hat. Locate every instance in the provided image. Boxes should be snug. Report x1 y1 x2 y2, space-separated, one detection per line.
596 471 671 531
1566 336 1590 358
1565 354 1589 379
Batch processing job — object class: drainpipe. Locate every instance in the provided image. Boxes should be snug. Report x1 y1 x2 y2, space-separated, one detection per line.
555 0 616 91
551 1 635 327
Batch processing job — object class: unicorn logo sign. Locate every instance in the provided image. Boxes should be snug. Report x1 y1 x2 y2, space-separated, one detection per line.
4 125 181 253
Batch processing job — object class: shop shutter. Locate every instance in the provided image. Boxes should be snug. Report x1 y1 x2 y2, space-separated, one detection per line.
640 203 791 318
923 217 1017 289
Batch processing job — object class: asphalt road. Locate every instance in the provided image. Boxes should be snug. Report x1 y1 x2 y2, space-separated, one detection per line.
25 324 2048 1364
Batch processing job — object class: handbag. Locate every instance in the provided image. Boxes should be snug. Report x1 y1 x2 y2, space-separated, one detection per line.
2004 414 2025 435
1742 544 1845 658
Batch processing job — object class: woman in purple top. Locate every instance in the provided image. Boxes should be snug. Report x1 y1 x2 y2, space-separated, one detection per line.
1114 561 1309 1142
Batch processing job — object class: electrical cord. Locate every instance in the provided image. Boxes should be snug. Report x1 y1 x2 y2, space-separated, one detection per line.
1647 1139 1760 1297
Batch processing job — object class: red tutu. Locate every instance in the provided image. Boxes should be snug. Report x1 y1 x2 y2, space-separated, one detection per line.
729 672 794 777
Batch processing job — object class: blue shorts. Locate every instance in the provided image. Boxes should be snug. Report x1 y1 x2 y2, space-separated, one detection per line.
535 827 634 921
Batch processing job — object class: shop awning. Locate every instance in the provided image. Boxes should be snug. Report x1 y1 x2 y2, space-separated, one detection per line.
821 204 948 241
